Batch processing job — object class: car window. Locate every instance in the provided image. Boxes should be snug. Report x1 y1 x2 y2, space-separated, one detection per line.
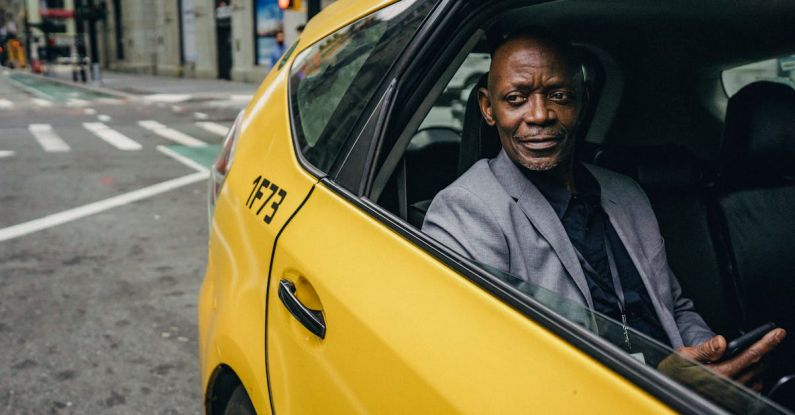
288 0 432 174
417 52 491 132
480 264 788 415
722 53 795 97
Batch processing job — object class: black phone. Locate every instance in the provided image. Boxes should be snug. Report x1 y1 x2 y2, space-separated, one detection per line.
723 322 777 360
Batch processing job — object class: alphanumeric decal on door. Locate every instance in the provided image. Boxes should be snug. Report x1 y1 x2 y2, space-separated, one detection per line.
245 175 287 224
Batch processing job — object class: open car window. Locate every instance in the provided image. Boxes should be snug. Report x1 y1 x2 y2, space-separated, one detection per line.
480 263 789 415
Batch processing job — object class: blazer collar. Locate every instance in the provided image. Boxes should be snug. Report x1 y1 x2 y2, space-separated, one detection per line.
490 150 594 309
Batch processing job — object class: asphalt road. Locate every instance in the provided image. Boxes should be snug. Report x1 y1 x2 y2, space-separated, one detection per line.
0 70 245 414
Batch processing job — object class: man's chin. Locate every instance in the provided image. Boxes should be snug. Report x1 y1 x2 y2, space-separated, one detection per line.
522 158 560 171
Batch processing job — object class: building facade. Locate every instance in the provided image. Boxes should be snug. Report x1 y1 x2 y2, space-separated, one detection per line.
106 0 322 83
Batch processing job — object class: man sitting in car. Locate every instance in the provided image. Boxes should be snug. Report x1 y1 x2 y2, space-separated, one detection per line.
421 27 785 387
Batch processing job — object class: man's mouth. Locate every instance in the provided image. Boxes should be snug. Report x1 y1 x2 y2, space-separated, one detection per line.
514 135 561 151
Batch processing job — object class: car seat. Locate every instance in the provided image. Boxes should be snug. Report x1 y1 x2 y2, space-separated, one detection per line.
717 81 795 377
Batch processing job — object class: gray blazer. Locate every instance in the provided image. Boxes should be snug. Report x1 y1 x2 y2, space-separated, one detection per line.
422 150 714 348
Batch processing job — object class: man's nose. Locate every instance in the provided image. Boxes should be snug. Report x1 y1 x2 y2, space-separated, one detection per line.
523 94 556 125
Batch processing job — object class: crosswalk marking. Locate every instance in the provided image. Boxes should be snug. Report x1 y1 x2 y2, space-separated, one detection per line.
195 122 229 137
98 114 111 122
67 98 90 107
83 122 142 151
0 150 14 159
28 124 70 152
138 120 206 147
32 98 53 107
0 99 13 109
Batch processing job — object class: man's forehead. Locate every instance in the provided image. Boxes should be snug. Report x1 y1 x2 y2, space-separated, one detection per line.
494 37 570 72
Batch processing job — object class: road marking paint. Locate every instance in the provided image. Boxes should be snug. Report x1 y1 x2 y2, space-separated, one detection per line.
83 122 142 150
84 108 97 115
157 145 210 173
32 98 53 107
98 114 111 122
230 94 254 101
0 99 14 109
67 98 90 107
195 122 229 137
138 120 206 147
5 75 56 100
194 112 208 120
0 150 14 158
0 171 208 242
143 94 191 103
29 124 70 152
171 105 183 112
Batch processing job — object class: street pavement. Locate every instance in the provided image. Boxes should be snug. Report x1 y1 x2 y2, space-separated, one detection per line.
0 68 254 414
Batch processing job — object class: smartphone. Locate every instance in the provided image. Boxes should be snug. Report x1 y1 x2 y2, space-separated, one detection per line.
723 322 777 360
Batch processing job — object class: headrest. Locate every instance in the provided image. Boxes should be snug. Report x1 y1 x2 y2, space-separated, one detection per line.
721 81 795 189
593 145 705 190
457 73 500 176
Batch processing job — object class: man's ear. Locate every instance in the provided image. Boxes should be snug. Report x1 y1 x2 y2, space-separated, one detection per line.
477 87 496 126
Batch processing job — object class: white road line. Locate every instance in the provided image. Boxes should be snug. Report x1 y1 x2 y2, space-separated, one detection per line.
29 124 70 152
0 150 14 158
83 122 142 150
195 122 229 137
0 171 208 242
32 98 53 107
138 120 206 147
0 99 14 109
84 108 97 115
97 114 111 122
194 112 208 120
157 145 210 173
68 98 90 107
144 94 191 103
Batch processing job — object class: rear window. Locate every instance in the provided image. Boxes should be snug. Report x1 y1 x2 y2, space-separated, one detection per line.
288 0 432 174
722 53 795 96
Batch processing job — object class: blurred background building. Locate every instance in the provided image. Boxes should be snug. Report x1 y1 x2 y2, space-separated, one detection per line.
0 0 333 82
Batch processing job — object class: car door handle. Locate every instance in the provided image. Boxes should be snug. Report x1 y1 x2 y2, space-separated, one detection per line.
278 279 326 339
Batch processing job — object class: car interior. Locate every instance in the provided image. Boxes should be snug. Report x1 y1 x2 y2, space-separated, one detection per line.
370 0 795 409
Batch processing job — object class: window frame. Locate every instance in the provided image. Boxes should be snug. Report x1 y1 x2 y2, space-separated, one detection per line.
293 0 740 413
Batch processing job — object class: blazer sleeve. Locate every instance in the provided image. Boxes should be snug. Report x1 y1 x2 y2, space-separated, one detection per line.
421 185 510 272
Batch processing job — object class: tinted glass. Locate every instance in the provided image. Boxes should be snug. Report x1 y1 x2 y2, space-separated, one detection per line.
289 0 432 174
480 264 789 415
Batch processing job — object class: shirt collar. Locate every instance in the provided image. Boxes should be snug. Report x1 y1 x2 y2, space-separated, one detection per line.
519 161 602 219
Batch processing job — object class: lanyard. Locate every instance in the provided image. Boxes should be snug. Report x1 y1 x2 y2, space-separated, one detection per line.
572 234 632 351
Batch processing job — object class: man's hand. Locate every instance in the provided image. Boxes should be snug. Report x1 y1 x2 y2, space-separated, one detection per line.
676 328 786 390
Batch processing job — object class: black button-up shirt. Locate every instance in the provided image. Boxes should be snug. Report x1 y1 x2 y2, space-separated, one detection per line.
522 163 670 347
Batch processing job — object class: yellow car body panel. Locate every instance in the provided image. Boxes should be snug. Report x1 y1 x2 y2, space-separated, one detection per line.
266 183 675 414
199 0 682 413
198 58 317 413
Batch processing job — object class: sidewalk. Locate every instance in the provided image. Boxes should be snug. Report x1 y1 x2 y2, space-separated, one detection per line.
41 64 258 100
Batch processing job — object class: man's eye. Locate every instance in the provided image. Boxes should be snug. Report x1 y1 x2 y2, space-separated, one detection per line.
506 95 527 105
549 91 573 103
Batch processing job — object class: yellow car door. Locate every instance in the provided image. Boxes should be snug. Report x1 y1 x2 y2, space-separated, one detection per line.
262 0 677 413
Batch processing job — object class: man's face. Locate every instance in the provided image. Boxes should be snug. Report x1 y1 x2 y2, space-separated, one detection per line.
276 32 285 44
478 36 582 171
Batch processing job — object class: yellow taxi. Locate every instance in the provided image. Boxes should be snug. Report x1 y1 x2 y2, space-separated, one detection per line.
199 0 795 413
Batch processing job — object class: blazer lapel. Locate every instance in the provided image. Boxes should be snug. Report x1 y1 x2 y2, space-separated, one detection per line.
595 170 682 346
491 151 594 309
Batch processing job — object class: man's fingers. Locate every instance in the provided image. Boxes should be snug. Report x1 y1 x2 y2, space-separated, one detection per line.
715 328 786 377
735 362 765 385
678 335 726 363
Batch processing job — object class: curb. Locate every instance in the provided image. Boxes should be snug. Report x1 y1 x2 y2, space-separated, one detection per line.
8 70 135 99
